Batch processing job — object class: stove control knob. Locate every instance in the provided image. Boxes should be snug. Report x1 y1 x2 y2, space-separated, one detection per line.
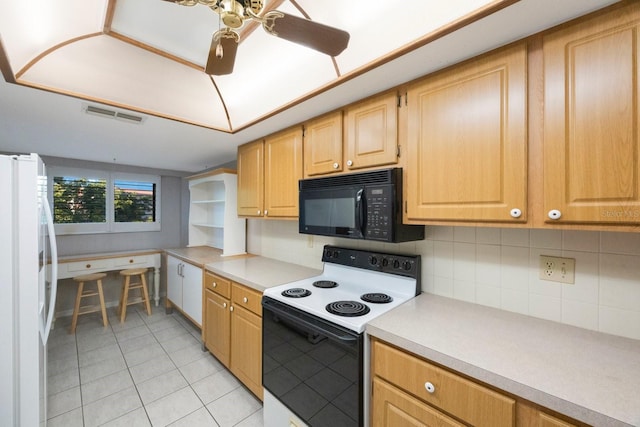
402 261 413 271
381 258 389 267
369 256 378 266
393 259 400 269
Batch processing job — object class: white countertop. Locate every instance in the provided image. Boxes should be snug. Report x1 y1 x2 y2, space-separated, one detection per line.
205 256 321 292
366 294 640 427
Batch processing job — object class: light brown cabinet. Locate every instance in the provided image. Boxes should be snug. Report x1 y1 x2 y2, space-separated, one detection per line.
541 1 640 226
237 126 303 218
203 272 263 399
344 91 400 171
303 92 400 177
237 140 264 217
371 339 515 427
405 43 528 223
303 111 344 176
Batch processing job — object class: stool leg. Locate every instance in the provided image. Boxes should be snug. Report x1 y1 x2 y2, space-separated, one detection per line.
70 281 85 334
118 276 126 316
120 276 130 323
97 279 108 327
140 273 151 316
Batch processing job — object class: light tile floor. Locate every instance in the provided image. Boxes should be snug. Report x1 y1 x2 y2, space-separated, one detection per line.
47 301 264 427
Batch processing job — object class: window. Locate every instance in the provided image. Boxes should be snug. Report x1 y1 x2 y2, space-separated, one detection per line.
50 167 161 234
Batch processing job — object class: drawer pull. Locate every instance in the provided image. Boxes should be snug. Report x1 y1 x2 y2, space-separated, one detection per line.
230 306 234 312
243 297 248 303
213 282 217 287
129 259 134 263
86 264 91 269
424 382 435 394
223 302 227 308
548 209 562 220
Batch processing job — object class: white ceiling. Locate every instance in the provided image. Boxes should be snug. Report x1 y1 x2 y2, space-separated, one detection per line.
0 0 620 173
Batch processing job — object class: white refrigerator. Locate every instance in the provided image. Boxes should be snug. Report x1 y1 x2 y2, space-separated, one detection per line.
0 153 58 427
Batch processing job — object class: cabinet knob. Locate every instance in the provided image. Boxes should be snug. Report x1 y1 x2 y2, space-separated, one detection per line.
347 160 353 167
510 208 522 218
223 302 227 308
424 382 435 394
212 282 217 287
333 162 339 169
129 259 134 263
257 210 261 215
243 297 248 303
86 264 91 269
548 209 562 220
264 210 268 216
230 306 234 312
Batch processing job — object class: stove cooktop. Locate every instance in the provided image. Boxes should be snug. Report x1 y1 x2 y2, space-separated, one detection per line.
262 245 421 333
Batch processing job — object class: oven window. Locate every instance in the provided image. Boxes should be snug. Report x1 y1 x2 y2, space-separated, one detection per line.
263 300 362 427
304 198 355 228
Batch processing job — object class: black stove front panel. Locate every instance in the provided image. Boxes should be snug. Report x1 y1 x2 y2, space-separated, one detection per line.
262 297 363 427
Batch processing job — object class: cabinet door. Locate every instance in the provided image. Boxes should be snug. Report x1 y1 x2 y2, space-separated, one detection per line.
166 255 182 307
264 127 303 218
372 378 464 427
345 92 399 171
204 289 231 366
237 140 264 217
543 3 640 225
303 111 343 176
406 43 527 222
181 262 203 326
230 304 263 399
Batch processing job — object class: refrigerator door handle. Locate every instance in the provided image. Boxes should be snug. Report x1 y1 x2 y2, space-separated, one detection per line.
41 196 57 345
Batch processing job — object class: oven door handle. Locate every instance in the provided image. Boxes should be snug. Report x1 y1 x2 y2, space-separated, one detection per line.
263 299 359 344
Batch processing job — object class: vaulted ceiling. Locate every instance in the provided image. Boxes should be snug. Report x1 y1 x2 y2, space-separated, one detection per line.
0 0 620 172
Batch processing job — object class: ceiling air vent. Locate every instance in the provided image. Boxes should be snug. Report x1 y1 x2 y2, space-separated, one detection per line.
83 104 145 124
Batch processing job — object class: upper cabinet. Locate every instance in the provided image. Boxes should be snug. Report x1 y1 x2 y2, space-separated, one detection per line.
187 169 246 256
344 91 400 171
542 2 640 226
237 140 264 218
303 111 344 176
303 92 400 177
238 126 303 219
405 43 528 223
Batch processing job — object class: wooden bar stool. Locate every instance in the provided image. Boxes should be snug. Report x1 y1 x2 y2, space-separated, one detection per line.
70 272 108 334
118 268 151 322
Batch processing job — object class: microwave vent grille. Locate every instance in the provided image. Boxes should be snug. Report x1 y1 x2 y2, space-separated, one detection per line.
299 168 398 190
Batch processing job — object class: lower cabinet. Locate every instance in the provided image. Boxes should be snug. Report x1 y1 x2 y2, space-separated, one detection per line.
166 254 203 326
204 271 263 400
371 339 584 427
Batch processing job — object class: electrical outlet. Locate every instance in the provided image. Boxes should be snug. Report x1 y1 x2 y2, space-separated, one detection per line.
539 255 575 284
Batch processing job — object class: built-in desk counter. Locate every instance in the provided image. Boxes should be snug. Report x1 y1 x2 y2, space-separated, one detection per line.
54 250 162 305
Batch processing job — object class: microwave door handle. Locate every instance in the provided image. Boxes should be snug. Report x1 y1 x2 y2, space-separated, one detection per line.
356 189 365 235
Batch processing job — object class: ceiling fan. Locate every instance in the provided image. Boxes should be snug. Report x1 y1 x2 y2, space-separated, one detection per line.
162 0 350 75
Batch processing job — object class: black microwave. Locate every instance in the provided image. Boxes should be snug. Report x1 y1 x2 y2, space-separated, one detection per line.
299 168 424 243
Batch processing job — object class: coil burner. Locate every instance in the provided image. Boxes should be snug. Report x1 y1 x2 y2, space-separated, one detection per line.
326 300 370 317
281 288 311 298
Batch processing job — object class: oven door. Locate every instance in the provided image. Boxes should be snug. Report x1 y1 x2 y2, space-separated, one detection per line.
262 296 363 427
299 186 365 239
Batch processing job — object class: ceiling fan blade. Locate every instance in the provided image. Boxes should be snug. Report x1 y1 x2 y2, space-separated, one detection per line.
266 12 350 57
205 35 238 75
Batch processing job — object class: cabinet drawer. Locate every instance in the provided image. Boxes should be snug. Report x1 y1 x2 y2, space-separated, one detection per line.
114 255 148 268
65 259 110 273
232 283 262 316
204 272 231 298
373 340 515 427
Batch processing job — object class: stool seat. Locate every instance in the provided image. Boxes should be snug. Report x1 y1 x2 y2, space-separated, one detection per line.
73 272 107 282
118 268 151 322
70 272 108 333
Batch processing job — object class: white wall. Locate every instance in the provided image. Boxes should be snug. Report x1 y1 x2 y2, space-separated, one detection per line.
248 220 640 341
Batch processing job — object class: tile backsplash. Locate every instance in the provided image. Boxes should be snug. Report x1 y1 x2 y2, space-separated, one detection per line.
247 220 640 340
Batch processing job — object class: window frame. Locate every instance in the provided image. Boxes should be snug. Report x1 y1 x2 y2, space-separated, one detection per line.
49 167 161 235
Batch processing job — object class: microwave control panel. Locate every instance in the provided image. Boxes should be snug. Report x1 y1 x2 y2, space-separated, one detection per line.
365 185 394 240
